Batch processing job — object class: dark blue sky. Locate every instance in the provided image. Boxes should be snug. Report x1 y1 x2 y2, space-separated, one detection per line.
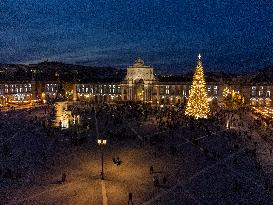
0 0 272 73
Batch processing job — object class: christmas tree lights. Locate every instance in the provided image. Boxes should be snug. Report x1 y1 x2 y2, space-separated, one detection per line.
185 54 210 119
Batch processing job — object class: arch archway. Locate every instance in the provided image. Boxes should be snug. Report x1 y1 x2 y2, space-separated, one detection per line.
135 79 144 102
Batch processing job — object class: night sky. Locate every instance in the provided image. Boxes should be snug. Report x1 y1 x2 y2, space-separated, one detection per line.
0 0 272 73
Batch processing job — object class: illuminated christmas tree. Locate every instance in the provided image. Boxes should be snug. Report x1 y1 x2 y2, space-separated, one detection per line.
185 54 210 119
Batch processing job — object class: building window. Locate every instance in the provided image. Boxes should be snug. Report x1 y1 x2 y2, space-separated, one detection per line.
258 86 263 96
252 86 256 96
214 86 218 95
182 90 186 97
166 86 169 95
208 86 211 92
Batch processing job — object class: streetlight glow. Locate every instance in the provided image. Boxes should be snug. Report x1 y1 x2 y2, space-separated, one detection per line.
97 139 107 145
97 138 107 180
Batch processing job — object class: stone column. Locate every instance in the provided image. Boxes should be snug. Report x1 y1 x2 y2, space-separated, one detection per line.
144 85 148 102
157 86 160 104
128 86 133 101
73 83 77 101
121 85 124 101
147 87 151 102
131 79 134 101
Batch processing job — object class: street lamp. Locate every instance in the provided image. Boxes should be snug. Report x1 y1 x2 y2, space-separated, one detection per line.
97 139 107 180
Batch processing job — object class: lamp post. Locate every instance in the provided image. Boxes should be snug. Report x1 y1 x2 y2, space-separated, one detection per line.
97 139 107 180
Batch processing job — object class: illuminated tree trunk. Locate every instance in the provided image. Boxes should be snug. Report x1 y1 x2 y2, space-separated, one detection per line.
185 55 210 119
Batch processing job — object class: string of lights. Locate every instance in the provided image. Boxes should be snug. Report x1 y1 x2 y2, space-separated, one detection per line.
185 55 210 119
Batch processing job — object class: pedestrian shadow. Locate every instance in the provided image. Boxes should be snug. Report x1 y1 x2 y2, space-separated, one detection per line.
50 179 63 185
153 171 163 174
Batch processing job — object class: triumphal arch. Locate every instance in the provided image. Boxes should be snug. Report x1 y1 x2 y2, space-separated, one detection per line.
121 58 158 102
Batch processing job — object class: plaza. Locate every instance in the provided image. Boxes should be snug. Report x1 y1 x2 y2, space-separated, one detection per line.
1 101 273 204
0 57 273 204
1 0 272 204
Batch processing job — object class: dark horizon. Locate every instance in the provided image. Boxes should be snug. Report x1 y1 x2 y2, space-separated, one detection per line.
0 0 272 73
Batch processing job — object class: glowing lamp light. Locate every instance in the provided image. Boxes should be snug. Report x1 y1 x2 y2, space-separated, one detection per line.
97 139 107 145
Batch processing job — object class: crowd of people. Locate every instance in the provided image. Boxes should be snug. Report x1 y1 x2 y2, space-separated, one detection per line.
1 101 273 204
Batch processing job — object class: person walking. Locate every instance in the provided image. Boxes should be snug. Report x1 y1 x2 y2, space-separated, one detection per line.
150 166 154 174
163 176 167 185
61 173 66 184
153 176 159 187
